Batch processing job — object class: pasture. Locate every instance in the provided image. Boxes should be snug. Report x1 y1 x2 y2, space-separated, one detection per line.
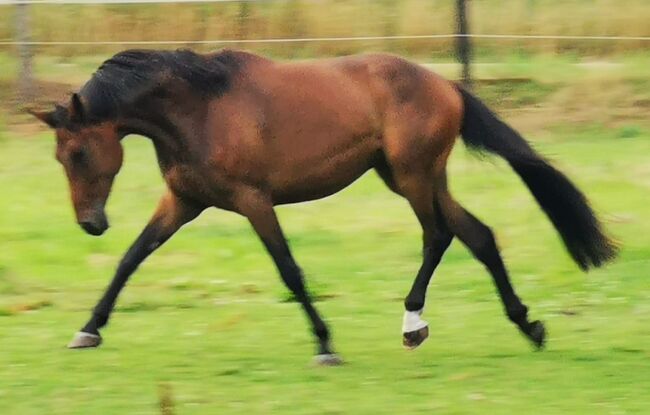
1 43 649 414
1 119 649 413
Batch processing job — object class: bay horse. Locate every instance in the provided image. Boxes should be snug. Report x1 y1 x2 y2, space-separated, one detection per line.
30 49 616 364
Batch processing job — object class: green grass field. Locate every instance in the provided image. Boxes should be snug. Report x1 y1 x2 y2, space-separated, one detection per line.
0 38 649 412
1 116 649 413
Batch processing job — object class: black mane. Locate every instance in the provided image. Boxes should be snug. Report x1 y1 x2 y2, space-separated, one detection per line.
79 48 239 120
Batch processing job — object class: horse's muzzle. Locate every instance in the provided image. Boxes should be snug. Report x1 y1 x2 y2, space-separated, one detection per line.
78 211 109 236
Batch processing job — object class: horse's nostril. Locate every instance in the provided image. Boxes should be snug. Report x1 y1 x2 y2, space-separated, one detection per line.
79 220 106 236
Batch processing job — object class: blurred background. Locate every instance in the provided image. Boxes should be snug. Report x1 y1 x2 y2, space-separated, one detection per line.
0 1 649 414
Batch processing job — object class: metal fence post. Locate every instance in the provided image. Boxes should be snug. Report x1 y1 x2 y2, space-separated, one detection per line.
456 0 472 88
237 1 250 41
16 3 34 104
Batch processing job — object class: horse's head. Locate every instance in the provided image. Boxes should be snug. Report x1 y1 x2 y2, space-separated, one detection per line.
30 94 123 236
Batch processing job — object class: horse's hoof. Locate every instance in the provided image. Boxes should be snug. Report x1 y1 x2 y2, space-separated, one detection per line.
313 353 344 366
67 331 102 349
403 325 429 350
526 320 546 350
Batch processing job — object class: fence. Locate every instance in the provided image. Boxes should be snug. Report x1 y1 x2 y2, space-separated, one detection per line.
2 0 650 102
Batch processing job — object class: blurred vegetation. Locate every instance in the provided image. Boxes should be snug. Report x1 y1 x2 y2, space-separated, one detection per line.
0 0 649 58
2 51 648 131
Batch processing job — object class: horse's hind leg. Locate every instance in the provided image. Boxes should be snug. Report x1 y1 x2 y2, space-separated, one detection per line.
377 161 453 349
437 192 546 349
401 185 453 349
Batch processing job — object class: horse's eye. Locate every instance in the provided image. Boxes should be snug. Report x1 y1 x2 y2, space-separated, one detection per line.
70 148 87 164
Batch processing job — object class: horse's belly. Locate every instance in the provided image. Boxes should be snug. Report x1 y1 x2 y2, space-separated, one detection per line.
269 133 381 205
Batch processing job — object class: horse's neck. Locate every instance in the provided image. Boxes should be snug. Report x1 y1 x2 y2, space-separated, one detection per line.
118 114 187 168
117 88 211 168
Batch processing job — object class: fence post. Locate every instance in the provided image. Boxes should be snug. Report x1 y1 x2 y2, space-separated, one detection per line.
455 0 472 88
16 3 34 105
237 1 250 41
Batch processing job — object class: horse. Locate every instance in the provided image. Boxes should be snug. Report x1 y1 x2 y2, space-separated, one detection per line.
29 48 617 365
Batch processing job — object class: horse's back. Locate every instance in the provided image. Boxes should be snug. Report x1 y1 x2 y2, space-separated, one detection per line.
205 51 463 204
238 51 462 138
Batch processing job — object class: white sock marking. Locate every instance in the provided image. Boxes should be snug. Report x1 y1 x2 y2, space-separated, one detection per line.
402 309 428 333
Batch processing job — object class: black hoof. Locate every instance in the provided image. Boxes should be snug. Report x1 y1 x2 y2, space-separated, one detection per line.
524 320 546 350
402 325 429 350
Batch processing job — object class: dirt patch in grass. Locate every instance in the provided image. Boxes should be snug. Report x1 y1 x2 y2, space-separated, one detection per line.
0 79 74 127
487 78 650 132
2 75 648 137
0 299 54 316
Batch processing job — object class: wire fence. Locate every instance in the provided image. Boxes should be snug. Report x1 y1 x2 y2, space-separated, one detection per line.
4 0 649 103
1 0 244 4
2 33 650 46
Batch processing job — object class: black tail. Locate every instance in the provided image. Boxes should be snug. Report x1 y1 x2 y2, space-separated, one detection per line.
457 86 617 270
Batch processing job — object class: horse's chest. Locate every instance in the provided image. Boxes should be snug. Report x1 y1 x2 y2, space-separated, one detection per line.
163 165 231 207
164 165 199 194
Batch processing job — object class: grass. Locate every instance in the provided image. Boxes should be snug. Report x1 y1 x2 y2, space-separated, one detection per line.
0 118 649 413
0 43 648 413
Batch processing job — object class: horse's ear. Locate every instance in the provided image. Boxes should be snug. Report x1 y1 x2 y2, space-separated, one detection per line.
69 93 85 123
27 108 59 129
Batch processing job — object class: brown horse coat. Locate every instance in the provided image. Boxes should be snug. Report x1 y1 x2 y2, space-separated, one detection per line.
30 49 615 360
155 52 460 212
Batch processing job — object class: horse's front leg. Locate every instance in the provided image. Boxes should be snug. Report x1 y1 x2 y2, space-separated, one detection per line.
68 192 202 348
235 189 342 365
